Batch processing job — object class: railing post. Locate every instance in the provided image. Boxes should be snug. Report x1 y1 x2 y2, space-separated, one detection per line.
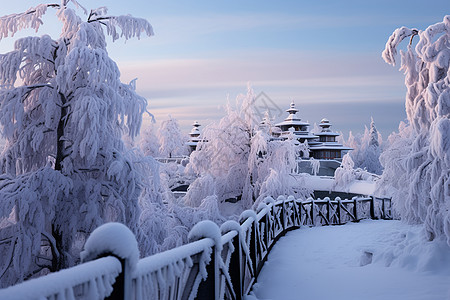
188 221 221 300
299 200 304 225
251 215 260 275
221 221 243 300
311 199 315 226
370 197 376 219
336 197 342 225
295 199 301 226
387 198 392 219
353 197 358 222
281 200 286 231
326 197 331 225
80 223 139 300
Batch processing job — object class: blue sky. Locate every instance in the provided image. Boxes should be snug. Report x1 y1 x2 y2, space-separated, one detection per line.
1 1 449 138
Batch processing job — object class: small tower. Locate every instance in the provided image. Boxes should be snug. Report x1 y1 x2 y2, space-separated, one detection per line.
310 118 352 160
275 101 318 145
187 121 202 153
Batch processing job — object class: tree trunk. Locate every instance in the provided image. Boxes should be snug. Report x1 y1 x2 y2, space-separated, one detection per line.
55 93 67 172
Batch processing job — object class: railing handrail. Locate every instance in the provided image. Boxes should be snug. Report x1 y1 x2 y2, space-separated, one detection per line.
0 195 392 300
0 256 121 300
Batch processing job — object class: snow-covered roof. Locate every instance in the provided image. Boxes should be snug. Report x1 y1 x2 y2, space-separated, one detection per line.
275 101 310 127
276 119 310 127
309 144 353 151
314 132 340 136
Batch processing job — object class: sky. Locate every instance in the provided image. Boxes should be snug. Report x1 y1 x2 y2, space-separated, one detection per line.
0 1 449 138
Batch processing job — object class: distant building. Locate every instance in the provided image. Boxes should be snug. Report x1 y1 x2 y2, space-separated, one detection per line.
274 101 319 148
272 102 352 176
186 102 352 176
310 118 352 160
187 121 202 153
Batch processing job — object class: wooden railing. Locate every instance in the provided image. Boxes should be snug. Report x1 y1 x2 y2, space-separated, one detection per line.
0 195 392 300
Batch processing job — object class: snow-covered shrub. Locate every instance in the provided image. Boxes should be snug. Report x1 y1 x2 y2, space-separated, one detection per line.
380 15 450 244
334 154 376 192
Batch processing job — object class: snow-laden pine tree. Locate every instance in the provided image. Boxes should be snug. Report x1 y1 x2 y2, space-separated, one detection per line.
0 1 153 286
359 118 383 174
157 116 188 158
380 16 450 244
345 119 383 175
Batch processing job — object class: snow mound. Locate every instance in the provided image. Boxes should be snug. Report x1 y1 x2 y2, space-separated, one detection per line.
373 226 450 275
81 222 139 270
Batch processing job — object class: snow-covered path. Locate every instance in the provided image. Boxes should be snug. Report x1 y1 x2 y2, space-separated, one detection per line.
248 220 450 300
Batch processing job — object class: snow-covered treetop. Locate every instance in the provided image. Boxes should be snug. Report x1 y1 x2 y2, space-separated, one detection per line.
0 1 153 44
369 117 379 148
382 15 449 133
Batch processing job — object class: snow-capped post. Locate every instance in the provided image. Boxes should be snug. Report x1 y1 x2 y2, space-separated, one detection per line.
188 220 222 300
336 197 343 225
310 198 316 226
281 197 286 231
256 202 270 257
353 197 359 221
369 196 376 220
325 197 331 225
221 221 243 300
240 209 259 277
80 223 139 300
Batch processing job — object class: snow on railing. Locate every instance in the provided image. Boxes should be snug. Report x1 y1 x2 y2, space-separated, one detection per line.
0 256 121 300
0 195 391 300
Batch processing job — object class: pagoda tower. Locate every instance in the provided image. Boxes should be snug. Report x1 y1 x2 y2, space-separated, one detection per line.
275 101 318 145
309 118 352 160
187 121 202 153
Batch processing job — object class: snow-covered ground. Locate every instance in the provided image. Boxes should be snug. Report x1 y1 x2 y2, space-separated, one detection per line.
301 175 377 196
248 220 450 300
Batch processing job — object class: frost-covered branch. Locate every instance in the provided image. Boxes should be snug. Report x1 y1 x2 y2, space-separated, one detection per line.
0 4 58 40
382 27 418 66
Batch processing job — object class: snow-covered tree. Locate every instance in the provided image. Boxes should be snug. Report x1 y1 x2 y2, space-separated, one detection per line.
253 131 311 206
379 16 450 244
139 121 160 157
185 85 312 215
185 85 258 210
0 1 153 286
359 118 383 174
344 118 383 175
157 116 187 158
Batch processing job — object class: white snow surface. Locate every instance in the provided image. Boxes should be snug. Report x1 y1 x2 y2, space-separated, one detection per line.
81 222 139 270
249 220 450 300
302 175 377 196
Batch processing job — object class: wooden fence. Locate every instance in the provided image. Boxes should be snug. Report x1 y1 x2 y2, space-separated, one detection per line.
0 195 392 300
